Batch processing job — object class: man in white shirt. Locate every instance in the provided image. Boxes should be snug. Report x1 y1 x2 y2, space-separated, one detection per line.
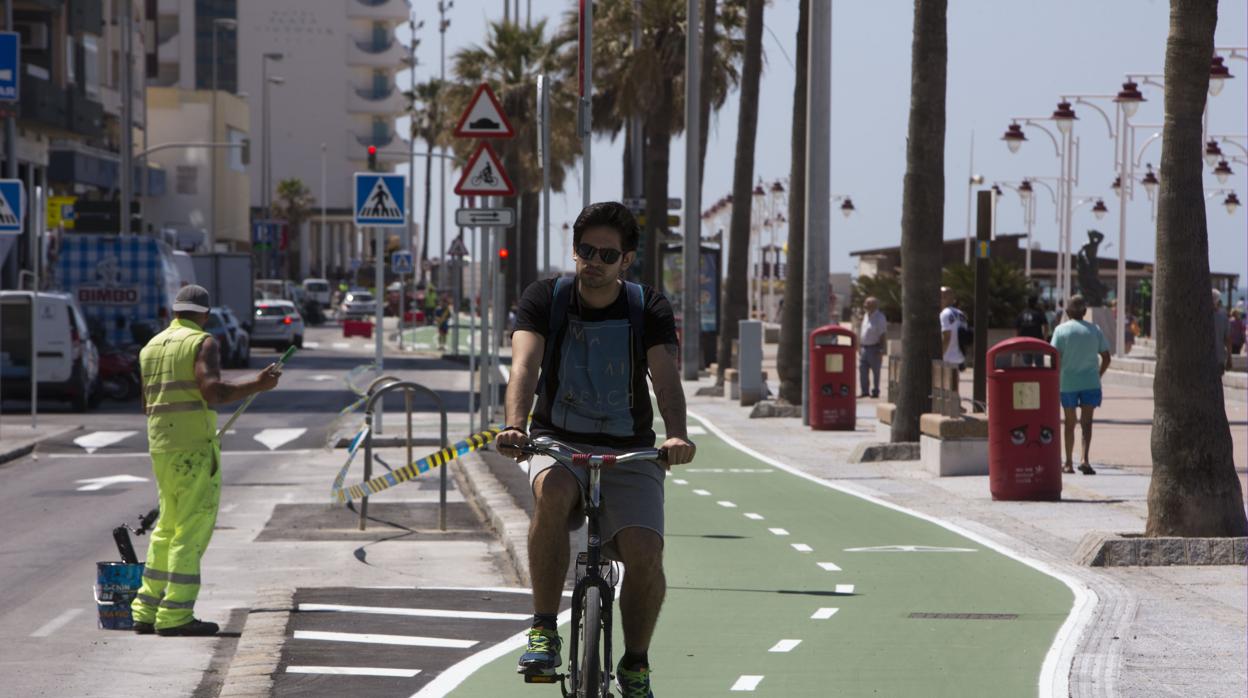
858 296 887 398
940 286 966 369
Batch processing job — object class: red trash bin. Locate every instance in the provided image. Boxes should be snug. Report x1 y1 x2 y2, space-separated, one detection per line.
809 325 857 431
987 337 1061 501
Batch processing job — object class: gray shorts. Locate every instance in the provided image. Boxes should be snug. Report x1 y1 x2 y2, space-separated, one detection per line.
527 441 666 562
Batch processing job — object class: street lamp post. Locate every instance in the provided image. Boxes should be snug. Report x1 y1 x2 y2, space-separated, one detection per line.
261 52 284 277
1003 116 1077 303
210 18 238 253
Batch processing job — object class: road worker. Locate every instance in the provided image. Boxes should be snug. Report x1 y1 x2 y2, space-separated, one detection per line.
130 285 282 636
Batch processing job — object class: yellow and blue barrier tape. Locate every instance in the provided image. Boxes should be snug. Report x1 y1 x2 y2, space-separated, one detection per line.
332 426 501 503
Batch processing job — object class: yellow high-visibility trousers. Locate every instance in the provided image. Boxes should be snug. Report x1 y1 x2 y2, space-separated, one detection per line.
130 446 220 629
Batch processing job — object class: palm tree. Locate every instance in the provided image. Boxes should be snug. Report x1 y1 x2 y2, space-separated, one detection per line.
272 177 315 280
447 19 580 306
408 78 446 286
564 0 747 284
1145 0 1247 537
716 0 765 382
890 0 947 443
776 0 809 405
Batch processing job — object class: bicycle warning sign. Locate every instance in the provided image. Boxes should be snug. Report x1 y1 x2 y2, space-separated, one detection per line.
454 142 515 197
353 173 408 227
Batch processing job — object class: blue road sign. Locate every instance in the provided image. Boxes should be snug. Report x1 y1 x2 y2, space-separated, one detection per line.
0 33 18 102
354 173 408 227
0 179 25 234
391 250 414 275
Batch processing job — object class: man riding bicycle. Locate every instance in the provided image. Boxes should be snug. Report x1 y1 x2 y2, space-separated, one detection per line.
496 201 696 697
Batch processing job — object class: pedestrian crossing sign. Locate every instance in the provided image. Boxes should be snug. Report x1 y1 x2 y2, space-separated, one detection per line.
354 173 408 227
0 178 24 234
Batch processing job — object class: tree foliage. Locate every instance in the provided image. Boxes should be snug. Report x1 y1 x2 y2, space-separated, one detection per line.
940 261 1031 327
850 275 903 323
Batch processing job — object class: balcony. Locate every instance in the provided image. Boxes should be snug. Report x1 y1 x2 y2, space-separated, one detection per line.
67 91 105 137
347 0 410 21
19 73 68 130
348 35 407 68
355 131 395 149
348 85 405 115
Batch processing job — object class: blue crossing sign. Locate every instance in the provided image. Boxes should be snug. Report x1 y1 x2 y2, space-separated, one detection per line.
0 32 18 102
354 173 408 227
391 250 413 275
0 179 25 234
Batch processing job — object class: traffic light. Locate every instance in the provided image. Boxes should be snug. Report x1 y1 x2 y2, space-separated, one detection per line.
367 145 378 171
498 247 509 269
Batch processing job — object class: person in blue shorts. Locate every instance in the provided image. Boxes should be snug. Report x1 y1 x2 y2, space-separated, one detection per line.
1049 294 1111 475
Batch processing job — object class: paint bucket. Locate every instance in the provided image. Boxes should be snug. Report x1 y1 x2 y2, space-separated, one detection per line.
94 561 144 630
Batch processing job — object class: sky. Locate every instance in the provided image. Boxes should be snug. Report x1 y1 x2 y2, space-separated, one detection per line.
396 0 1247 288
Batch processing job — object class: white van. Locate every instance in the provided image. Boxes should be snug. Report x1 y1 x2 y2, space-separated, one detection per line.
302 278 332 306
0 291 100 411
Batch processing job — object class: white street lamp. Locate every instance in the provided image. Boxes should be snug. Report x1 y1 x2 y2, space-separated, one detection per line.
1052 100 1077 135
1213 159 1234 184
1002 123 1027 153
1141 163 1159 200
1113 80 1145 119
1205 139 1224 167
1225 191 1241 215
1209 55 1233 97
1091 198 1108 220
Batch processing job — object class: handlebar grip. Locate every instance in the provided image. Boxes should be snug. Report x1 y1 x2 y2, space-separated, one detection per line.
657 447 668 463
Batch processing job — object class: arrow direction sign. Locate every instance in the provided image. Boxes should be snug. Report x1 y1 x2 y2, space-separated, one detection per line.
76 474 149 492
454 142 515 197
73 430 138 454
455 207 516 228
253 427 307 451
453 83 515 139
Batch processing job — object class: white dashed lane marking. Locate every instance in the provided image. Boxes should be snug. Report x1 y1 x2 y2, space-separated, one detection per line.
716 501 737 508
686 425 707 435
285 666 419 677
810 607 839 619
768 528 789 536
768 639 802 653
692 489 711 496
297 603 530 621
818 562 842 571
731 675 765 691
292 630 477 649
835 584 855 594
791 543 813 553
672 479 688 485
744 513 765 520
30 609 83 637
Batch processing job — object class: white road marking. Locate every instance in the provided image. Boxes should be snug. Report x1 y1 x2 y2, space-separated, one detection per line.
810 607 839 620
286 666 419 678
692 489 711 496
716 501 737 508
744 513 765 520
768 639 801 653
75 474 148 491
835 584 855 594
298 603 530 621
731 675 764 691
47 448 322 459
220 503 238 514
686 407 1098 698
686 425 707 435
309 374 336 382
293 630 477 649
768 528 789 536
844 545 977 553
225 429 237 435
30 609 83 637
684 468 773 473
818 562 842 572
792 543 813 552
332 342 351 349
72 430 137 454
672 478 688 485
253 427 307 450
302 341 321 349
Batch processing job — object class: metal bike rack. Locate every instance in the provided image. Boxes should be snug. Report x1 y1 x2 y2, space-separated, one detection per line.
359 380 449 532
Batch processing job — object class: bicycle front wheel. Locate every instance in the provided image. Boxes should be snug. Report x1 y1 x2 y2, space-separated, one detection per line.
575 585 603 698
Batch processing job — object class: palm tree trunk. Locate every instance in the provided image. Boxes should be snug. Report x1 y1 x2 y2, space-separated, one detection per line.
643 89 672 285
1146 0 1247 537
777 0 809 404
420 137 434 286
716 0 764 382
697 0 718 191
891 0 947 443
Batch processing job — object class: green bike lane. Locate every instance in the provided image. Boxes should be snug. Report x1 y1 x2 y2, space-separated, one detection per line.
445 411 1079 697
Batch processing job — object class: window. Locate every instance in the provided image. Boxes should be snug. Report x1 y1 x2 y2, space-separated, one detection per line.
82 36 100 97
227 127 246 172
176 166 198 195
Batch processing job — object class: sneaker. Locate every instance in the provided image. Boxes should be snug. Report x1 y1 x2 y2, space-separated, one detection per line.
132 621 155 635
156 619 219 637
616 661 654 698
516 627 562 675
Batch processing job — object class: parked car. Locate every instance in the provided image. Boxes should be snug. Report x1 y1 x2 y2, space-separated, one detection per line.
340 291 377 318
0 291 100 411
251 300 304 350
204 307 251 368
302 278 332 307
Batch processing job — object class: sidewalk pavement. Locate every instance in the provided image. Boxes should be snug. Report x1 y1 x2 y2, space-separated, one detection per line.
0 422 81 465
705 341 1248 697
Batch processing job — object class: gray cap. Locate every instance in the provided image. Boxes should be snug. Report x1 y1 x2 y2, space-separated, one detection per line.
172 284 211 313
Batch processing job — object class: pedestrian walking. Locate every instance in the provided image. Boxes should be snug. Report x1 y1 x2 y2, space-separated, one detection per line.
434 295 452 350
857 296 887 398
1229 307 1245 357
939 286 967 370
1049 294 1111 475
424 286 439 326
1015 295 1050 365
1213 289 1233 373
130 285 282 636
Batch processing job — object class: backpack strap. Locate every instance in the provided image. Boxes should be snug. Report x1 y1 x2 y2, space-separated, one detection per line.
624 281 646 367
540 277 576 390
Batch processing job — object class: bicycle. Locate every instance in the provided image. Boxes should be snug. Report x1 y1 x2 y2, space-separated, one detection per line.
516 436 667 698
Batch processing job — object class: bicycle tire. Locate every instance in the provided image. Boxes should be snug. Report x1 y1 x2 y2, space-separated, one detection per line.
575 585 603 698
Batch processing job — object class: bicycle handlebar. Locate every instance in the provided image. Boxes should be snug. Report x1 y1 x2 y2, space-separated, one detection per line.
512 436 666 468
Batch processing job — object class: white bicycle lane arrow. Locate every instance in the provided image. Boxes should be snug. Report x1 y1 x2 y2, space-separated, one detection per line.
72 431 139 454
252 428 307 451
76 474 149 491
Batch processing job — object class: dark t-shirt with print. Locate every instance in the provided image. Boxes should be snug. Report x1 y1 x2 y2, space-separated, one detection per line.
1016 307 1048 339
514 277 678 449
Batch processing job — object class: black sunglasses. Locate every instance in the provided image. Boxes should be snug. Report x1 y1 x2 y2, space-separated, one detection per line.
575 242 624 265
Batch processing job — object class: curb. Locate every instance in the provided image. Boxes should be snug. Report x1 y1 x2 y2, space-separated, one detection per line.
453 451 532 586
217 586 295 698
1074 532 1248 566
0 424 83 466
